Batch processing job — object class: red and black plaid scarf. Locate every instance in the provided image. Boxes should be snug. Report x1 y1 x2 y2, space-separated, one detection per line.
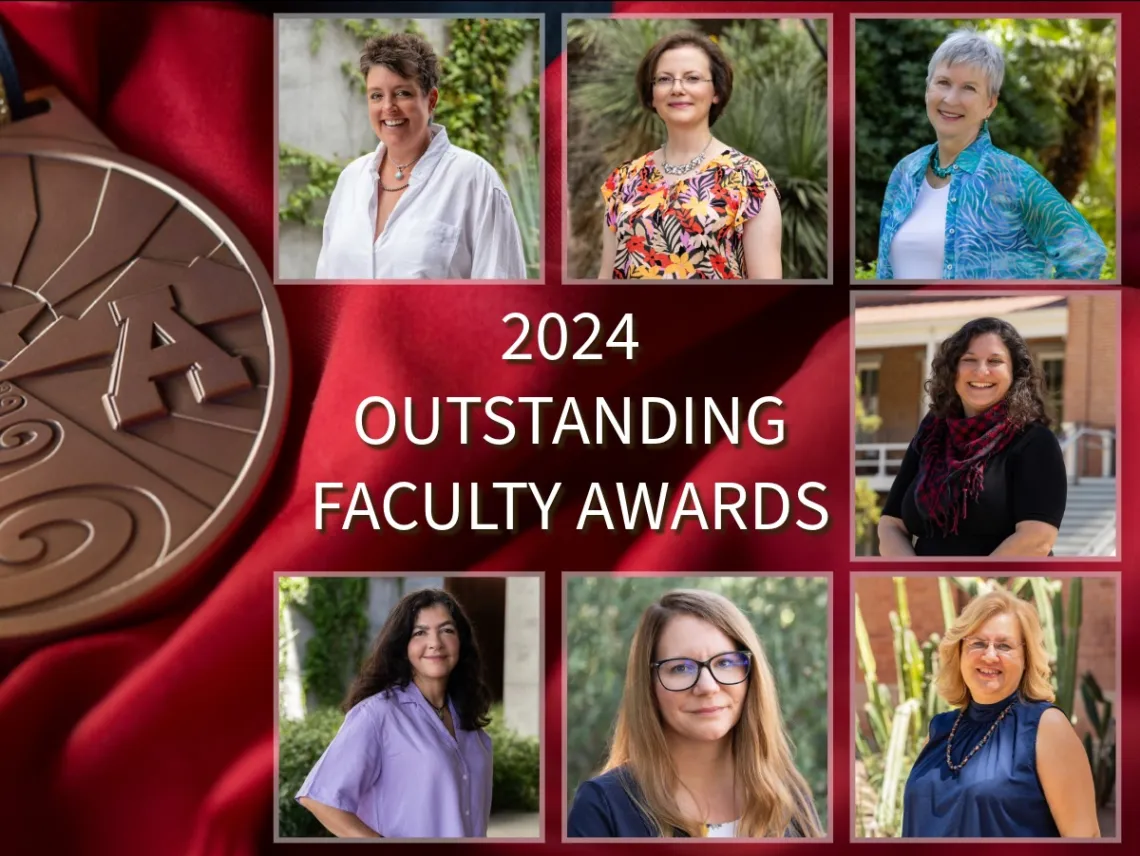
912 400 1021 536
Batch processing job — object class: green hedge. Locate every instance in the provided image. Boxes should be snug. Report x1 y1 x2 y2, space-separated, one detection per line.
277 702 539 838
278 707 344 838
485 703 541 813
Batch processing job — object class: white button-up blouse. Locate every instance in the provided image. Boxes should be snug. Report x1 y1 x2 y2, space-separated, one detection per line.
314 124 527 281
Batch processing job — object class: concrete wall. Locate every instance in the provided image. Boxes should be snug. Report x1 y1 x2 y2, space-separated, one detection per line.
503 576 542 737
276 17 537 279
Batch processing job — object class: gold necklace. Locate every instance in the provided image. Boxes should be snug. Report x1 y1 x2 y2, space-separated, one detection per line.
696 777 737 836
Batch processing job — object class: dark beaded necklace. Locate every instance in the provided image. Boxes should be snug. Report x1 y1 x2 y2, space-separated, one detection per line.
929 146 955 179
945 698 1017 775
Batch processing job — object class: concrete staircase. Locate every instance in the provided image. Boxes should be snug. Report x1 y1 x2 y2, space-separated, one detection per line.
1054 477 1116 556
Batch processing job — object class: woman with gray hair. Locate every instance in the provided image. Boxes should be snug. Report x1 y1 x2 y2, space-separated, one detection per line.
875 28 1106 280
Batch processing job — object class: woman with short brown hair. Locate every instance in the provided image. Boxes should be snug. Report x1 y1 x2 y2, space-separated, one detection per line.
315 32 527 281
597 31 783 280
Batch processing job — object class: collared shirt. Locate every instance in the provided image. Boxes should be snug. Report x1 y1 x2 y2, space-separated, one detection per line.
295 683 493 838
315 123 527 281
876 127 1106 280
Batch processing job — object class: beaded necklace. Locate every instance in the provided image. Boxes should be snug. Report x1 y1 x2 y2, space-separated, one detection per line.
945 698 1017 776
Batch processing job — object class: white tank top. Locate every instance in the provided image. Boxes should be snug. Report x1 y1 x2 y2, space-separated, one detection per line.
889 177 950 279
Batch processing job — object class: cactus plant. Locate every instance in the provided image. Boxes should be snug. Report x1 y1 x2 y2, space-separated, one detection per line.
855 576 1106 836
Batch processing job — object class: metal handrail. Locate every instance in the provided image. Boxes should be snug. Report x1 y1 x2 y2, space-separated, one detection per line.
1058 426 1116 483
1079 521 1117 557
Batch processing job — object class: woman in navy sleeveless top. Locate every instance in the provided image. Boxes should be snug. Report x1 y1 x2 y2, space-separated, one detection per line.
902 589 1100 837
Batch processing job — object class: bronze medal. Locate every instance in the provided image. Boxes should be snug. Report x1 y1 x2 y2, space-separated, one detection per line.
0 87 290 638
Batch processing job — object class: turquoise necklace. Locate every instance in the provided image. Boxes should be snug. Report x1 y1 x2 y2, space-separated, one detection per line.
929 146 955 179
930 118 989 179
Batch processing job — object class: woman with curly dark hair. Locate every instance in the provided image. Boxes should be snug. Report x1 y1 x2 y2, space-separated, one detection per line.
877 317 1066 557
296 589 493 838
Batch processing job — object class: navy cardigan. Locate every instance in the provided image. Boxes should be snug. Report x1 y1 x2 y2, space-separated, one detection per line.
567 766 816 838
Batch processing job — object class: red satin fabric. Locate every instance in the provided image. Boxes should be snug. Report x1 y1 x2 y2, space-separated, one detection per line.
0 3 1134 855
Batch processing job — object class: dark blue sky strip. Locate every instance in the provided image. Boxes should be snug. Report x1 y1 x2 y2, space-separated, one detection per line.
0 22 29 120
256 2 613 67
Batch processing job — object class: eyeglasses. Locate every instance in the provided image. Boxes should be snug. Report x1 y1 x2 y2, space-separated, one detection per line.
652 75 713 90
651 651 752 692
962 637 1024 658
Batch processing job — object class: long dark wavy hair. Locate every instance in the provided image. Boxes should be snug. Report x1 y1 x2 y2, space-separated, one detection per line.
925 317 1049 427
342 588 492 731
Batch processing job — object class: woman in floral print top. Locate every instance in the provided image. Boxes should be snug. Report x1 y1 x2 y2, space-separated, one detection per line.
597 32 783 280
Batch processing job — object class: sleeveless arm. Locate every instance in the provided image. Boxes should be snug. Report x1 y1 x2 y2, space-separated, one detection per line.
1036 706 1101 837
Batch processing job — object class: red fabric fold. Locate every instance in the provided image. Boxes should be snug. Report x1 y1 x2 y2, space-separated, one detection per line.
0 4 1134 855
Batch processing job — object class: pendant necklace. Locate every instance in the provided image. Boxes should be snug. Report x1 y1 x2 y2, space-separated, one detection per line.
430 698 448 721
379 131 433 191
392 154 420 181
699 777 736 836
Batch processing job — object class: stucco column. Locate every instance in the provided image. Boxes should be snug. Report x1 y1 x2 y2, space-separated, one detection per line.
502 576 541 737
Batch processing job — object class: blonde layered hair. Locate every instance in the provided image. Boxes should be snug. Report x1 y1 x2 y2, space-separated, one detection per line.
601 590 822 838
936 588 1055 707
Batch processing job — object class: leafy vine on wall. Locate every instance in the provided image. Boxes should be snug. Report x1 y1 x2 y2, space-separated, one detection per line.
279 17 538 227
295 577 370 709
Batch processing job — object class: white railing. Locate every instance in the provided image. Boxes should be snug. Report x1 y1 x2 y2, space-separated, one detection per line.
857 427 1116 489
1059 427 1116 483
855 442 910 491
1079 521 1117 557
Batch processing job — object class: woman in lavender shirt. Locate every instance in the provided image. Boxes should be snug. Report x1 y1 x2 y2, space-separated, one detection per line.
296 589 494 838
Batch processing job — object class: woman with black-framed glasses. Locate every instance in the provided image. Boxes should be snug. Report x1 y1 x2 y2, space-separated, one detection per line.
567 589 822 838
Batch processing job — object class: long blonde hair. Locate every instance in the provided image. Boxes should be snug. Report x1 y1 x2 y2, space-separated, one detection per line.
936 588 1055 707
602 589 822 838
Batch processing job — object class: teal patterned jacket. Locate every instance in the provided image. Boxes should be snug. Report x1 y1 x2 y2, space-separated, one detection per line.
876 127 1106 280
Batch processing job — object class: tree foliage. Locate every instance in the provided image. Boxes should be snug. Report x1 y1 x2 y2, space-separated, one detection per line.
294 577 371 709
565 576 829 827
567 19 829 279
854 18 1116 265
854 375 883 551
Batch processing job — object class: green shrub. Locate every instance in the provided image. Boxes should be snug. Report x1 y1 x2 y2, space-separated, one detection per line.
1100 242 1116 280
277 702 540 837
486 703 541 812
278 707 343 838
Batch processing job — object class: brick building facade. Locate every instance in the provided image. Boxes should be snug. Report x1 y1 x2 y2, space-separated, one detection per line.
854 294 1119 555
